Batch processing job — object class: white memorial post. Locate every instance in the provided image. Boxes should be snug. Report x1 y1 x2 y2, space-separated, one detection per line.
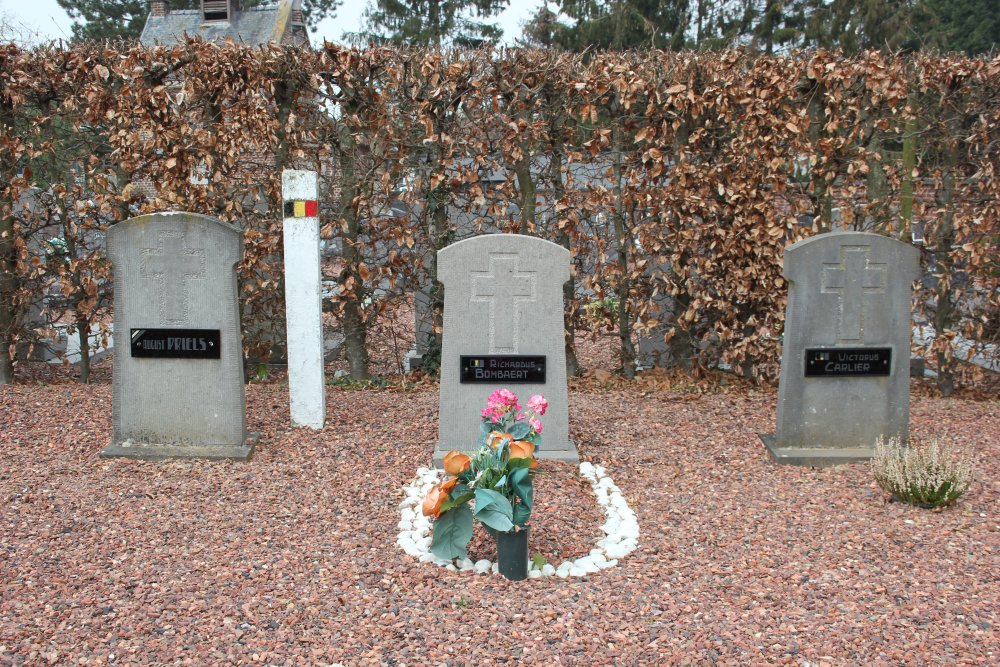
281 169 326 429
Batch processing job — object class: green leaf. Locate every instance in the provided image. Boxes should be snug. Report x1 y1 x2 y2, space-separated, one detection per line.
474 488 514 532
513 503 531 526
439 489 473 514
430 504 473 560
509 421 530 439
507 457 532 470
510 467 533 510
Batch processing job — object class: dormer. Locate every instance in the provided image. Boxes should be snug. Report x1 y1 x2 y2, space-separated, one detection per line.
202 0 240 23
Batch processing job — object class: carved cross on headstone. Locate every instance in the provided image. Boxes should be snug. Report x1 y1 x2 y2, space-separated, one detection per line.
471 253 536 353
140 231 206 325
821 246 887 341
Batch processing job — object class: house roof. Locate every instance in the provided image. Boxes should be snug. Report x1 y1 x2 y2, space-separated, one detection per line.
140 3 301 47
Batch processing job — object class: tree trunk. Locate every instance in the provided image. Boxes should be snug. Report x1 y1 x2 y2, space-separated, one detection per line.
611 118 636 379
0 96 17 385
548 140 580 377
427 189 448 369
77 320 91 385
807 84 833 231
899 114 917 241
0 205 15 383
338 118 370 380
514 153 536 235
423 125 455 372
61 218 92 384
934 112 960 396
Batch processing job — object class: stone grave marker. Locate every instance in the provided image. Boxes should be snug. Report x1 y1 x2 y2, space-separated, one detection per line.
434 234 578 464
762 231 920 466
101 212 255 460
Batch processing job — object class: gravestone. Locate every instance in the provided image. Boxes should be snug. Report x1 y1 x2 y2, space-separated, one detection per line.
762 231 920 466
434 234 577 464
404 284 435 372
101 212 255 460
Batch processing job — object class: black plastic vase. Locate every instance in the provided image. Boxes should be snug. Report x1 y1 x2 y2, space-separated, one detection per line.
496 526 529 581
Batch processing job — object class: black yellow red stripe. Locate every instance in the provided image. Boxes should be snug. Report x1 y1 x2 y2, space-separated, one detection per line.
283 200 318 217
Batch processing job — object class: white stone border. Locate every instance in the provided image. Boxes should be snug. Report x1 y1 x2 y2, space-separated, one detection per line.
396 461 639 578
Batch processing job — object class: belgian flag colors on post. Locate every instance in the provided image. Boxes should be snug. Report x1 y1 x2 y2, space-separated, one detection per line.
283 199 318 218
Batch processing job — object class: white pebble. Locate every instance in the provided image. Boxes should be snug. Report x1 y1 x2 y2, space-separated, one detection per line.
398 461 639 578
605 544 630 560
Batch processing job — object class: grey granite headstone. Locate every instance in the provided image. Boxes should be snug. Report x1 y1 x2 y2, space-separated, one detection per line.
101 212 255 461
434 234 578 464
762 231 920 466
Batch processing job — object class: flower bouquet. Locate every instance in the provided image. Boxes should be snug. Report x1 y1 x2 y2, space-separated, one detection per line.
422 389 548 580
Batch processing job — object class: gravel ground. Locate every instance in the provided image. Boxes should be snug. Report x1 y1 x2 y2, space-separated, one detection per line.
1 368 997 665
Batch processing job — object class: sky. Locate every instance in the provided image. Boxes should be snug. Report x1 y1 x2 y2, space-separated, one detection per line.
0 0 546 46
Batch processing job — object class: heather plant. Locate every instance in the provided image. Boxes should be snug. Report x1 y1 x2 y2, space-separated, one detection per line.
872 436 975 508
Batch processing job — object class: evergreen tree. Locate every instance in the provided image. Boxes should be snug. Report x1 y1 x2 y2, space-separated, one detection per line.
517 2 560 48
358 0 510 47
535 0 691 51
747 0 810 53
919 0 1000 54
56 0 341 42
798 0 927 53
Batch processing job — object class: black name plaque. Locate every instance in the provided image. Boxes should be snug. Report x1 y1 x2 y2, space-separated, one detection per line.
805 347 891 377
131 328 221 359
460 355 546 384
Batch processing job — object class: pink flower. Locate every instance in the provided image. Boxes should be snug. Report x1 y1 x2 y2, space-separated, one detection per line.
481 407 492 418
516 412 526 421
487 388 521 414
529 417 543 434
527 395 548 416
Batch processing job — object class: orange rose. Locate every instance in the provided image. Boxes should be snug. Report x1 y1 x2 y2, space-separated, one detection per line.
440 476 458 493
487 431 513 449
421 486 447 518
508 440 535 459
443 451 471 475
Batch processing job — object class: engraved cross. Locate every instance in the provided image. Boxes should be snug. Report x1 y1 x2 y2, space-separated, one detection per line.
821 246 886 341
140 231 206 325
471 254 536 354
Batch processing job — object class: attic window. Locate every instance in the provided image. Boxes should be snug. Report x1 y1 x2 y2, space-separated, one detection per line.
202 0 231 21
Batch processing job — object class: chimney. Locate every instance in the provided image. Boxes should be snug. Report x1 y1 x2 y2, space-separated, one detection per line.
150 1 168 17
